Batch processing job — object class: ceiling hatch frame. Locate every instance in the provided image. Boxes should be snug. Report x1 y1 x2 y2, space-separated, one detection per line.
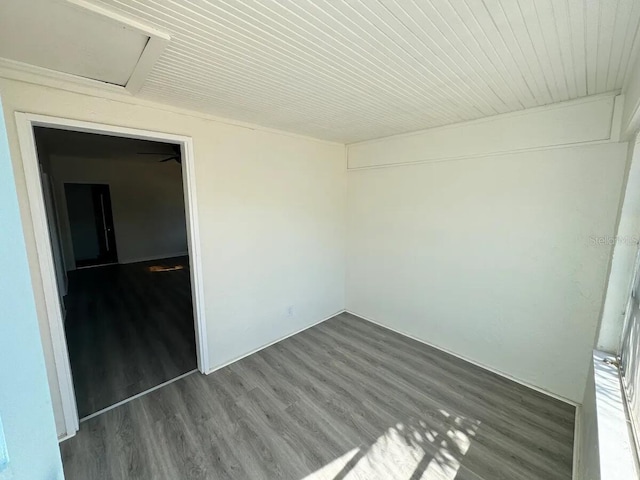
0 0 170 95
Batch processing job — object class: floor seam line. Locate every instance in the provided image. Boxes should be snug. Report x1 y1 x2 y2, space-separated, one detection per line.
78 368 198 424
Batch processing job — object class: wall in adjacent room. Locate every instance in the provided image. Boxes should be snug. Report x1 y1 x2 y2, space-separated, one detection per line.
49 154 188 267
346 94 627 403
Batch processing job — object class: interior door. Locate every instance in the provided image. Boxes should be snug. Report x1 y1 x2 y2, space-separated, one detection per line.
65 183 117 268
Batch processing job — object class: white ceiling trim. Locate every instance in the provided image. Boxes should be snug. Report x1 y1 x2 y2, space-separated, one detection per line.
348 91 620 148
0 57 127 95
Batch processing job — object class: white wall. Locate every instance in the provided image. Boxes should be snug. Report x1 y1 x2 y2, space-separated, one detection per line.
49 154 188 268
347 95 627 403
0 96 63 479
597 136 640 352
0 78 346 437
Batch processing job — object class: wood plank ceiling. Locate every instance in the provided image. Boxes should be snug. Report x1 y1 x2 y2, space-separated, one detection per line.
93 0 640 143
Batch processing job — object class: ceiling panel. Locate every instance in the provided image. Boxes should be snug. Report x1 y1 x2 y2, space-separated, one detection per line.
0 0 149 86
31 1 640 142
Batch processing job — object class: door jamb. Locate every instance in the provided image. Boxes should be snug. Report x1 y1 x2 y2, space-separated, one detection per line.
15 112 210 440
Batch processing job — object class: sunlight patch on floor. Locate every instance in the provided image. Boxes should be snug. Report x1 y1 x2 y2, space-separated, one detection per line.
300 448 361 479
301 412 480 480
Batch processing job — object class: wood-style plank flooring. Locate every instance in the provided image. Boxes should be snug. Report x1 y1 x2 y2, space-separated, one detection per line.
64 257 197 418
61 313 574 479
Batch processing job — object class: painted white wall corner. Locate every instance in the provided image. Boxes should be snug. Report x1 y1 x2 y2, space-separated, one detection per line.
347 94 628 403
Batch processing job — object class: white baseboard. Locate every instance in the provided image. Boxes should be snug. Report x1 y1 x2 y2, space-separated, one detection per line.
119 252 189 264
206 309 346 375
573 406 582 480
345 309 578 407
57 431 75 443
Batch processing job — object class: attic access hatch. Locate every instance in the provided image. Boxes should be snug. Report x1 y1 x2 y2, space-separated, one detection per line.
0 0 169 94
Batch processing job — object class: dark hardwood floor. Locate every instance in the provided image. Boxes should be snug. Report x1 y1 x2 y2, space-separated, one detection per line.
61 313 574 479
64 256 197 418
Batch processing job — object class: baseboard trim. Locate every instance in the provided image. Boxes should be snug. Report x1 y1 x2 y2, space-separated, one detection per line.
573 406 582 479
206 309 346 375
345 309 578 406
57 431 75 443
119 252 189 264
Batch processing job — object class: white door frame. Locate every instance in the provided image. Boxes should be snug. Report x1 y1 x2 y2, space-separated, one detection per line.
15 112 210 439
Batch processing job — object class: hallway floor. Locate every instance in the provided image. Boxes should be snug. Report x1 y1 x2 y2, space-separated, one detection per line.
64 256 197 418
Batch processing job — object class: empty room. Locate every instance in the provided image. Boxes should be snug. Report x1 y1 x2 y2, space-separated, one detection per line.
1 1 640 479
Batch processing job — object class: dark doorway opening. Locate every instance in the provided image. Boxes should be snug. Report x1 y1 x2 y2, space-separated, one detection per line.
33 126 198 422
64 183 118 268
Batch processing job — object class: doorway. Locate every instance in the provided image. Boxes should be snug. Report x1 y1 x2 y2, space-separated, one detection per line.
16 113 209 440
64 183 118 268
